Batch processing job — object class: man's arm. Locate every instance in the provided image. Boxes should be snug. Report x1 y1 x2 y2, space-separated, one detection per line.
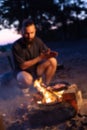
12 42 58 70
20 49 58 70
20 56 41 70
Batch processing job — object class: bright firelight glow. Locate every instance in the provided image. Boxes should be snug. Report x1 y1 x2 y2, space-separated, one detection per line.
34 78 58 104
34 78 64 104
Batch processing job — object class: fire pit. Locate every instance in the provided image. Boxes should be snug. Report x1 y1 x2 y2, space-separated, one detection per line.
7 80 83 129
23 79 81 128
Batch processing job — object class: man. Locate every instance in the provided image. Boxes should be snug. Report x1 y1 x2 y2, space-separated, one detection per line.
12 19 58 89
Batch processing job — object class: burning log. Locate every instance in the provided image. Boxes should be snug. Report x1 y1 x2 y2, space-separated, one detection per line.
62 84 83 112
34 78 60 104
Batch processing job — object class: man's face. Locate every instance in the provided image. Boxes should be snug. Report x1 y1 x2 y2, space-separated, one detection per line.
23 24 36 42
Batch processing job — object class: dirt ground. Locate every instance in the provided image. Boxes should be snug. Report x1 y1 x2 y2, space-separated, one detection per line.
0 39 87 128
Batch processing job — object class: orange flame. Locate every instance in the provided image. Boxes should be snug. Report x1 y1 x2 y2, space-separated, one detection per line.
34 78 64 104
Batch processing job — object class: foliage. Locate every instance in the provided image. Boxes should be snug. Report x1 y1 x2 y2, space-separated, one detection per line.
0 0 86 27
0 0 87 40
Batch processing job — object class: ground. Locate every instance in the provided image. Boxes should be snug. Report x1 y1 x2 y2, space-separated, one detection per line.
0 39 87 129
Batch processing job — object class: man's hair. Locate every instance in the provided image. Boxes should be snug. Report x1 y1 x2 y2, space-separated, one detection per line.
22 18 35 28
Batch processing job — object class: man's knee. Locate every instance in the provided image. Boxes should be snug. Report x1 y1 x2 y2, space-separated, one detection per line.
17 71 33 86
48 57 58 68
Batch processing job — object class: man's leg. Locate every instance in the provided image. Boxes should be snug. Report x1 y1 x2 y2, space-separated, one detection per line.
37 57 58 85
17 71 33 88
16 71 34 96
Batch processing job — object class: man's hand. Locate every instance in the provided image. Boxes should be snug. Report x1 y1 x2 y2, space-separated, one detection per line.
39 49 58 60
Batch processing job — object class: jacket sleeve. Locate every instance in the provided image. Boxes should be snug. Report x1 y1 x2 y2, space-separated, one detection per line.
12 43 25 67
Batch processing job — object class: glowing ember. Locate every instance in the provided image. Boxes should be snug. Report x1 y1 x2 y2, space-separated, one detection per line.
34 78 64 104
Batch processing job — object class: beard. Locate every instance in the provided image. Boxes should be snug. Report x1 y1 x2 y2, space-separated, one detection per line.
24 37 34 45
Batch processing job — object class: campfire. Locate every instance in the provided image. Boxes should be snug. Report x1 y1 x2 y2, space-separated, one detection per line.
34 78 64 105
6 78 84 129
33 77 83 112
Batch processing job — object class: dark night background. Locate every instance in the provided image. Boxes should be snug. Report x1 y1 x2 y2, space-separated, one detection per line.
0 0 87 42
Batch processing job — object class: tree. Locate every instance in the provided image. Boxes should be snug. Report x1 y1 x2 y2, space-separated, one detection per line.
0 0 30 27
0 0 56 28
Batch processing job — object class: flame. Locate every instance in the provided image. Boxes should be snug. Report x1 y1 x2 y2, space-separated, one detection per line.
34 78 64 104
53 90 64 99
